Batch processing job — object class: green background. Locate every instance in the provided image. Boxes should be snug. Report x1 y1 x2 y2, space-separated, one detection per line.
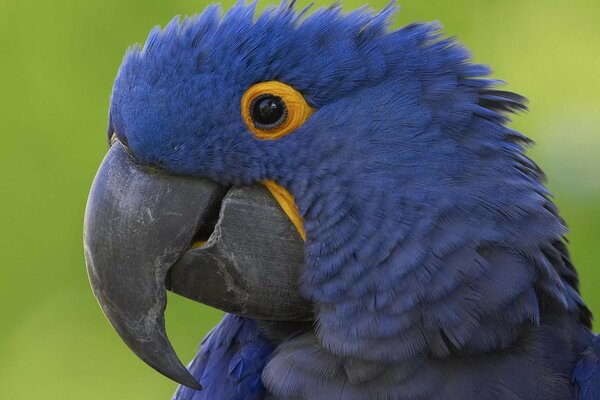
1 0 598 398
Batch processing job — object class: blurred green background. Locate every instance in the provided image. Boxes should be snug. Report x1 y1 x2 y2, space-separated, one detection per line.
0 0 598 398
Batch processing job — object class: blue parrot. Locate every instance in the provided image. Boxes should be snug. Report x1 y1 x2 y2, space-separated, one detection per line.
82 2 600 399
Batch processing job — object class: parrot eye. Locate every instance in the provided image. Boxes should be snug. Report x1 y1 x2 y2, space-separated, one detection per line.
250 94 288 129
241 81 315 140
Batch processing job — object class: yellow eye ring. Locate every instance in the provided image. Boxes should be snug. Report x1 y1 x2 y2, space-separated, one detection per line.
241 81 315 140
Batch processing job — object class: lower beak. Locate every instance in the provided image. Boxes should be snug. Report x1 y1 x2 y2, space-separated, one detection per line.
83 142 309 389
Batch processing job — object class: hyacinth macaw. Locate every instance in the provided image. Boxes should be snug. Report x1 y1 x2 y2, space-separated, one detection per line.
83 2 600 399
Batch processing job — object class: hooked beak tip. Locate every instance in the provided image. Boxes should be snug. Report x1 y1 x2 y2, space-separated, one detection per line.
84 142 221 389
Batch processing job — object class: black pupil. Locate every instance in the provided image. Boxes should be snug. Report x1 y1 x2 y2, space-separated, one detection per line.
251 95 286 128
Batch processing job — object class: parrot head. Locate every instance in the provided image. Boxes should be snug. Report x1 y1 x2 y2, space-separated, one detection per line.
85 1 578 391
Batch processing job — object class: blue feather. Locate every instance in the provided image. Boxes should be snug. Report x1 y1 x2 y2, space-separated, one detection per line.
173 314 272 400
573 333 600 400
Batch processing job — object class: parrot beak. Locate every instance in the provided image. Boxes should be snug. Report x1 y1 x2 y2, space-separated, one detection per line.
83 142 310 389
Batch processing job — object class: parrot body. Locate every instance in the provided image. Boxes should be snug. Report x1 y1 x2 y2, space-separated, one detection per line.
86 2 600 399
173 314 272 400
175 313 594 400
573 335 600 399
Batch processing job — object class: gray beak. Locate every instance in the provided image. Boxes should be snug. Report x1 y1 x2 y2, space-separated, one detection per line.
83 142 310 389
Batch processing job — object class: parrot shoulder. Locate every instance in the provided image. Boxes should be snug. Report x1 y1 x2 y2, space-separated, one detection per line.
173 314 273 400
573 331 600 400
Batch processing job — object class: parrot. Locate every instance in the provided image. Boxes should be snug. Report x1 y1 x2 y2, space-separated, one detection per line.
82 1 600 399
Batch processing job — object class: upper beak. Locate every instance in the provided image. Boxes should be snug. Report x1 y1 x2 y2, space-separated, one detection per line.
83 142 310 389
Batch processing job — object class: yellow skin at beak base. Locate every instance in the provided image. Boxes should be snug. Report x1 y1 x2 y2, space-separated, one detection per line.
261 180 306 241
